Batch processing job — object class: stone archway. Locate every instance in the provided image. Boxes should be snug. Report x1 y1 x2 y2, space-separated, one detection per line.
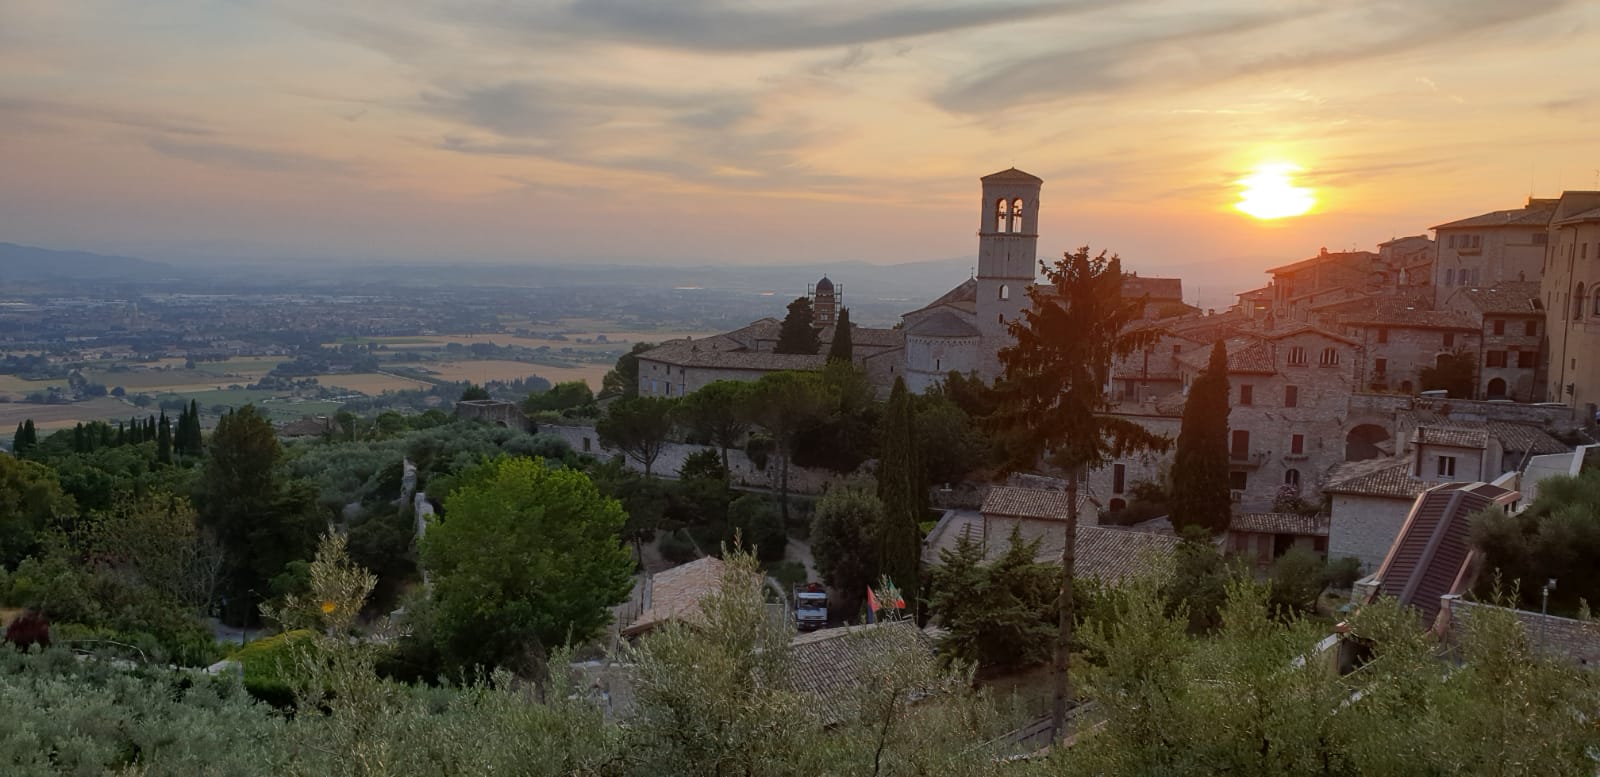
1345 423 1392 462
1486 378 1507 399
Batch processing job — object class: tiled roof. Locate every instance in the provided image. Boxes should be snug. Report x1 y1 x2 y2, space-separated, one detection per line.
1485 421 1568 456
982 167 1043 183
1174 334 1277 375
1122 275 1183 302
1323 458 1432 499
1266 250 1377 275
1448 282 1544 315
621 557 727 637
788 620 933 719
1432 200 1557 230
982 486 1076 520
818 324 903 348
908 279 979 317
905 310 980 338
1369 482 1518 626
1231 512 1330 536
1034 525 1182 583
1417 425 1490 449
1346 301 1479 331
1236 286 1273 300
638 340 826 372
1554 206 1600 226
1262 322 1363 346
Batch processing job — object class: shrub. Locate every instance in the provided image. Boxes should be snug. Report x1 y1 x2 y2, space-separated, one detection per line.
744 434 774 471
1322 556 1363 590
230 629 315 708
727 494 786 562
658 530 698 564
4 610 50 651
1268 548 1325 616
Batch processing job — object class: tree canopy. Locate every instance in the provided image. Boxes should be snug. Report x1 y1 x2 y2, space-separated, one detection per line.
775 296 821 355
596 396 678 477
1170 339 1232 535
601 342 657 400
826 308 853 362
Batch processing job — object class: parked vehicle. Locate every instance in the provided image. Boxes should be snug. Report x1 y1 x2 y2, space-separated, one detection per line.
793 582 828 631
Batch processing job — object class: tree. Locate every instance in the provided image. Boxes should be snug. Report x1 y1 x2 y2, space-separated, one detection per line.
157 410 173 465
915 394 985 485
991 247 1172 739
1169 339 1232 535
876 378 925 607
809 479 882 617
524 380 596 416
1420 350 1477 399
774 296 821 355
600 342 656 400
744 371 831 522
197 405 322 622
928 530 1058 670
793 360 879 474
1471 467 1600 615
826 307 854 362
459 384 491 401
13 419 38 455
596 396 677 478
422 456 634 674
676 380 752 470
90 493 224 614
0 454 76 569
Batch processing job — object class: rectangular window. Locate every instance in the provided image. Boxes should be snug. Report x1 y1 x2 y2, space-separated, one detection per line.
1288 346 1307 366
1113 463 1126 494
1285 385 1298 407
1377 327 1389 344
1486 351 1507 368
1493 319 1505 335
1438 456 1456 477
1374 358 1387 376
1445 268 1455 286
1240 384 1253 405
1230 429 1250 460
1229 471 1248 491
1518 350 1537 369
1533 232 1548 245
1291 434 1305 455
1443 333 1455 348
1448 235 1457 249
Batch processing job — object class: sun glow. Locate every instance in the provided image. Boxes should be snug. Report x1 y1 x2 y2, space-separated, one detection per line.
1235 163 1316 220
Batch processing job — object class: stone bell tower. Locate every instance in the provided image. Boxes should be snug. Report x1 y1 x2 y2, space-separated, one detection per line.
974 168 1042 381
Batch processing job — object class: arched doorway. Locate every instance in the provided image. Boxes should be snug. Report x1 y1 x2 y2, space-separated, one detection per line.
1345 424 1391 462
1486 378 1507 399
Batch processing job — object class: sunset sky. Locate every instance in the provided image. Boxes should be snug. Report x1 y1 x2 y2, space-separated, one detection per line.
3 0 1598 290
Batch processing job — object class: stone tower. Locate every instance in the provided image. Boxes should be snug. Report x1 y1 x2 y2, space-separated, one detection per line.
974 168 1042 381
811 276 838 326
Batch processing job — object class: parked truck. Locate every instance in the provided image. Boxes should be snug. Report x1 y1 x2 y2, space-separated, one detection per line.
793 582 828 631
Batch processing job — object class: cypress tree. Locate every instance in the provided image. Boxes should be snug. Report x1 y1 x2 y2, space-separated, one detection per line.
875 377 926 607
145 415 156 442
775 296 821 355
72 423 86 453
12 422 23 453
157 410 173 465
115 422 127 447
1170 339 1233 536
826 307 854 363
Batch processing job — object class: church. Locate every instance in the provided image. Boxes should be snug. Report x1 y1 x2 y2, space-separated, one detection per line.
635 168 1045 397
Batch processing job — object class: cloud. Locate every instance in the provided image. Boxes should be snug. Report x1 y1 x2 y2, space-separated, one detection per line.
0 96 214 138
146 138 352 174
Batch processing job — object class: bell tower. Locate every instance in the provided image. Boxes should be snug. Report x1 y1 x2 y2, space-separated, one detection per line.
974 168 1042 381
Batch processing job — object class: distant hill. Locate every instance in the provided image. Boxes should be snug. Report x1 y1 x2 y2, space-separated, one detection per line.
0 242 172 282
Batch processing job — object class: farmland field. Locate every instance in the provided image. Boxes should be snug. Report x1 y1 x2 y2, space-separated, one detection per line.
400 360 610 389
0 375 68 399
312 372 432 394
0 397 135 432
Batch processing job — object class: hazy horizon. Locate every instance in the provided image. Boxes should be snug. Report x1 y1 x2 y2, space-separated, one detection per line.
3 1 1597 277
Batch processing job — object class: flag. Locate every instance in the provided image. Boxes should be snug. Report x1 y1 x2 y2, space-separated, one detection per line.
866 587 880 624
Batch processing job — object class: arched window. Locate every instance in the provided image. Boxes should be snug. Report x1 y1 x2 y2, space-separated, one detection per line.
1577 283 1588 320
995 199 1009 232
1319 347 1340 366
1593 293 1600 317
1284 469 1300 487
998 284 1010 301
1011 198 1025 232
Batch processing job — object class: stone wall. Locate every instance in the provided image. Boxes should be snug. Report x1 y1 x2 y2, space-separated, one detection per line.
454 399 529 430
1442 595 1600 667
543 424 839 494
1328 493 1415 573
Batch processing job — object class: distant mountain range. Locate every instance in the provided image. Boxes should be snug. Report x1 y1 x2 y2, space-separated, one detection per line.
0 242 173 282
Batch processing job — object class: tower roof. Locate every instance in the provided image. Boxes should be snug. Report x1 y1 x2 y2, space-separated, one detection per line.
981 167 1043 184
815 276 834 291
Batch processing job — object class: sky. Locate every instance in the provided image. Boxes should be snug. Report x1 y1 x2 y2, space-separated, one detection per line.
2 0 1598 292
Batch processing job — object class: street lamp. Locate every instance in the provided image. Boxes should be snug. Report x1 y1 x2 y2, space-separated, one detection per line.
1541 579 1557 654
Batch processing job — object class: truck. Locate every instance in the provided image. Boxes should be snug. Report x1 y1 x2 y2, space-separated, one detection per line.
793 582 828 631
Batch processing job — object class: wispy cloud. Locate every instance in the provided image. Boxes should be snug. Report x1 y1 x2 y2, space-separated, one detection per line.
147 138 354 175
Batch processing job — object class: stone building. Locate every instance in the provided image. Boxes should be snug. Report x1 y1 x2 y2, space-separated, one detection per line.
1541 191 1600 422
635 316 903 397
1266 248 1378 322
1337 300 1482 396
1440 281 1546 401
1432 197 1559 307
1323 458 1433 573
1226 512 1330 566
811 276 839 327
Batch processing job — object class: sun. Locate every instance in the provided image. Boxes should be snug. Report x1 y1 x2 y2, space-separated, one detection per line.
1235 162 1316 220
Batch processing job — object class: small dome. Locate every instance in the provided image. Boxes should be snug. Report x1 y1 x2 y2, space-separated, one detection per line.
815 276 834 291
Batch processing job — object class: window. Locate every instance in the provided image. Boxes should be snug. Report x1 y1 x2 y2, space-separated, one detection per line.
1445 268 1455 286
1472 235 1481 249
1594 294 1600 317
1231 429 1250 460
1437 456 1457 477
1288 346 1307 365
1229 471 1248 491
1173 344 1182 354
1319 347 1339 366
1578 283 1588 321
1285 385 1298 407
1518 350 1537 369
582 437 592 452
1240 384 1253 405
1377 327 1389 344
1113 463 1126 494
1443 332 1455 348
1109 498 1126 512
1400 380 1414 394
1526 320 1538 337
1448 235 1457 249
1374 358 1387 376
1493 319 1505 335
997 313 1004 325
1533 232 1548 245
1486 350 1507 368
935 358 941 371
998 284 1009 301
1291 434 1305 455
1285 468 1301 487
995 199 1009 232
1011 198 1025 232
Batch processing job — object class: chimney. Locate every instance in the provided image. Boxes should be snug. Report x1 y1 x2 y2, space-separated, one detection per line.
1320 246 1329 256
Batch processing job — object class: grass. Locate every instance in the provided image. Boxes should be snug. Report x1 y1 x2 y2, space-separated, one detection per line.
0 397 135 431
312 372 431 394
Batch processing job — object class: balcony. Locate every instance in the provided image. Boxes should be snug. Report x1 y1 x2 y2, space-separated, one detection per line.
1229 450 1270 469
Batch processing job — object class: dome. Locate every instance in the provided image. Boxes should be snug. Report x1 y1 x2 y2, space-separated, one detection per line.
815 276 834 291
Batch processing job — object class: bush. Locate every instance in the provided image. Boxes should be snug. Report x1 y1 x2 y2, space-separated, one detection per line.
4 610 50 651
1268 548 1325 616
230 629 315 708
763 560 808 591
1322 556 1362 590
728 494 786 562
744 434 774 471
658 530 699 564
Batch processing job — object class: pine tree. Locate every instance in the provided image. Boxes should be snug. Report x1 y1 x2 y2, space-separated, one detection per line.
875 377 926 607
775 296 821 355
827 307 854 363
1171 340 1233 535
157 410 173 465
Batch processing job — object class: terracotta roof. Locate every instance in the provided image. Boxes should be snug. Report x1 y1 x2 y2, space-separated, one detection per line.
621 557 727 637
1448 282 1544 315
788 620 933 719
982 167 1043 184
1122 275 1183 302
1369 482 1518 626
910 278 979 316
1034 525 1182 583
1347 301 1479 331
1554 206 1600 226
1416 425 1490 449
1175 334 1277 375
1485 421 1568 457
1125 516 1177 536
1231 512 1330 536
1432 200 1557 230
982 486 1080 520
1266 250 1376 275
638 340 826 372
1323 458 1432 499
1261 322 1363 346
819 324 903 348
905 311 980 338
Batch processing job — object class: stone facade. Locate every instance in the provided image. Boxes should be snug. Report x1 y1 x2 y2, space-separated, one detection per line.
1328 493 1416 573
454 399 529 430
1432 197 1559 308
1442 596 1600 667
1542 191 1600 422
1440 282 1545 401
1337 303 1481 396
972 168 1042 382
